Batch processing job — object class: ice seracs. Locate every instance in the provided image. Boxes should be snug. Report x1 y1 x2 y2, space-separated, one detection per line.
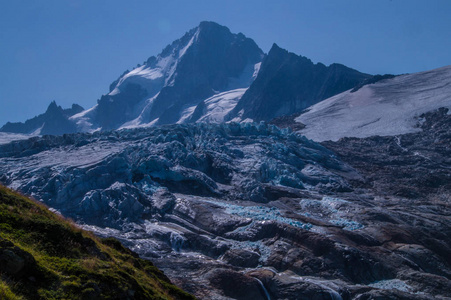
0 132 39 145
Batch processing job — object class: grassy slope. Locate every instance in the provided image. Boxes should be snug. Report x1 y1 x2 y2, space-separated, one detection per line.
0 185 195 300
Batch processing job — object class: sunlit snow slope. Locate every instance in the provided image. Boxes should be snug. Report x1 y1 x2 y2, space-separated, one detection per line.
297 65 451 141
177 88 247 124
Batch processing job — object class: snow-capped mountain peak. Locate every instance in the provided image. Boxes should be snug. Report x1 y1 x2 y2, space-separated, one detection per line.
77 21 264 130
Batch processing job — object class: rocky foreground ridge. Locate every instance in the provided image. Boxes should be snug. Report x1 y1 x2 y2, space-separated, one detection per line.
1 117 450 299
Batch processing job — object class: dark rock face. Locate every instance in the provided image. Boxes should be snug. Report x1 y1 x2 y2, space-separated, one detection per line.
222 248 260 268
207 269 266 300
249 269 345 300
269 112 306 131
94 83 148 130
350 74 397 93
0 101 83 135
227 44 371 122
322 107 451 200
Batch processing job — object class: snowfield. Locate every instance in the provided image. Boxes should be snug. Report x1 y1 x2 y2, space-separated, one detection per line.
296 65 451 141
110 28 200 97
197 88 246 123
179 88 247 124
0 132 40 145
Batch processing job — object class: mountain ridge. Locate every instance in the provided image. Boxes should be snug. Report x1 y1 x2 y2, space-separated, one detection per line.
0 101 83 135
226 43 371 122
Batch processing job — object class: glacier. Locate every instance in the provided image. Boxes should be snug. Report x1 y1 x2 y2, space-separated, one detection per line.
1 119 450 299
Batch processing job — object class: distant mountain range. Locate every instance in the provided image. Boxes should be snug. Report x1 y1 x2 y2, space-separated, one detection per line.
1 21 370 135
2 21 450 143
1 101 83 135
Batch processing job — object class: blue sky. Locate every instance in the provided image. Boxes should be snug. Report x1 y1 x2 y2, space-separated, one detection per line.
1 0 450 125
